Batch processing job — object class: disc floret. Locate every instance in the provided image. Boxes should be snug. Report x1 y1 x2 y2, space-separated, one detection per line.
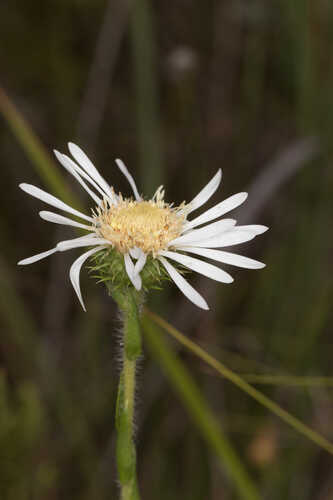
94 192 186 256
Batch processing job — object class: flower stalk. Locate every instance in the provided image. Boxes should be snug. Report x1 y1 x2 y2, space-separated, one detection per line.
113 288 142 500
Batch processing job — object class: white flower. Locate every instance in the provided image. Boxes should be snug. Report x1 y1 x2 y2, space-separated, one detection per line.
18 143 267 311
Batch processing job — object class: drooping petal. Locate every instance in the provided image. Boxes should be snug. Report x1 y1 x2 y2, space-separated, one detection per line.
170 219 235 247
129 247 141 259
124 253 142 290
18 248 57 265
133 250 147 275
54 151 102 205
70 246 107 311
115 159 142 201
160 250 233 283
185 169 222 215
68 142 115 200
19 183 94 223
57 236 110 252
184 192 248 231
39 211 94 231
124 252 134 275
181 230 256 248
176 246 266 269
159 256 209 310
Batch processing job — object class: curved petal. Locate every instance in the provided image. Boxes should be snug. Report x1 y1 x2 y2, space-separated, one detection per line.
54 151 102 205
159 256 209 310
18 248 57 266
170 219 235 247
68 142 115 200
160 250 233 283
115 159 142 201
54 151 108 200
185 169 222 215
129 247 141 259
39 211 94 231
57 236 110 252
184 192 248 231
181 230 256 248
124 253 142 290
176 246 265 269
70 246 107 311
19 183 94 223
133 250 147 275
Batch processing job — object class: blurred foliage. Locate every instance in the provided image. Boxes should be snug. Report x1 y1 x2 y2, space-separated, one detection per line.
1 0 333 499
0 373 55 498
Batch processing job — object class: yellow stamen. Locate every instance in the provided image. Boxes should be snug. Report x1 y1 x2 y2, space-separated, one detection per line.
94 197 185 255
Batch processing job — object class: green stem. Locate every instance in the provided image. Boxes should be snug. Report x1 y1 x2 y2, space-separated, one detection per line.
113 289 142 500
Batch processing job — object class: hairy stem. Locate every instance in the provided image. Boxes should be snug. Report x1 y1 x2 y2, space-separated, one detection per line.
113 289 142 500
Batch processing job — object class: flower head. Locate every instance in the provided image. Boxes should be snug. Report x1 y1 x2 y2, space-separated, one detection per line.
94 194 185 255
18 143 267 311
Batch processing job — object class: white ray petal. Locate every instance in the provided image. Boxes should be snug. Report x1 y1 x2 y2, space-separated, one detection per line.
39 211 94 231
72 233 100 240
124 253 142 290
54 150 112 201
124 252 134 276
176 246 266 269
160 250 233 283
57 237 109 252
70 246 107 311
184 192 248 231
54 151 102 206
133 250 147 275
233 225 269 235
159 256 209 310
170 219 235 247
185 169 222 215
185 230 256 248
115 159 142 201
67 142 115 200
19 183 94 223
129 247 141 259
18 248 57 266
54 151 108 200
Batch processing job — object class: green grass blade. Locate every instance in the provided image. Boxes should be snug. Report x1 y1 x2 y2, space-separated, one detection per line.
145 309 333 455
142 316 260 500
242 375 333 387
0 86 81 209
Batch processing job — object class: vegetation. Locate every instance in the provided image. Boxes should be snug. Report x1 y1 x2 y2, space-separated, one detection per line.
1 1 333 498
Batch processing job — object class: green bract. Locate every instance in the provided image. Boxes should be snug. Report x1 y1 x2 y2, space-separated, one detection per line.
89 247 173 295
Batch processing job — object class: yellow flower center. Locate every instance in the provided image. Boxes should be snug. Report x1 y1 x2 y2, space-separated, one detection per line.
94 198 185 255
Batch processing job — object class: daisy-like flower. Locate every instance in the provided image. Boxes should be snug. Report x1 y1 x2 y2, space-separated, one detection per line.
18 143 267 311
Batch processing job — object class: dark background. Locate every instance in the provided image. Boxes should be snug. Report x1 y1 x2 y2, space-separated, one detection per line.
1 1 333 498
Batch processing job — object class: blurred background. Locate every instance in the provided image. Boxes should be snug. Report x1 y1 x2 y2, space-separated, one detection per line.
1 1 333 499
